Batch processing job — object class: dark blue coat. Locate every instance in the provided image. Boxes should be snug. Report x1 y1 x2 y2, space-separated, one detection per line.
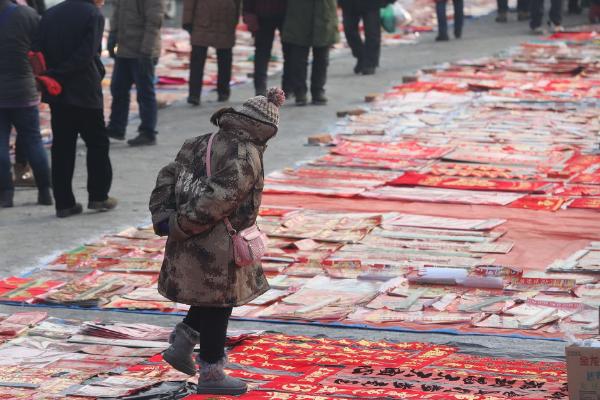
34 0 105 109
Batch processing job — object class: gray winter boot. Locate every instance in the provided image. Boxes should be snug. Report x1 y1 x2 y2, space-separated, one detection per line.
162 322 199 376
197 356 248 395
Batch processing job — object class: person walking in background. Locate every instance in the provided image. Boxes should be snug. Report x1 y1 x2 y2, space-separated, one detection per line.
435 0 464 41
495 0 530 22
10 0 46 188
0 0 51 208
34 0 116 218
339 0 395 76
529 0 563 32
282 0 339 106
183 0 241 106
150 88 285 396
106 0 165 147
243 0 292 96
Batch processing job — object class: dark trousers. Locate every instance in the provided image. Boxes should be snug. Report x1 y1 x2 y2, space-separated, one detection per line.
290 45 330 98
189 46 232 100
530 0 562 28
342 6 382 69
15 133 26 165
0 106 51 192
436 0 464 37
108 57 158 137
49 103 112 210
497 0 530 12
183 306 233 364
253 16 292 96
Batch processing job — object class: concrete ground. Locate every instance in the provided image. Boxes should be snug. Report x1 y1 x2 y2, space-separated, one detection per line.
0 10 588 361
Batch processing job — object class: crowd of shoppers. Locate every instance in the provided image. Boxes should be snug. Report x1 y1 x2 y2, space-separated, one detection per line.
1 0 596 216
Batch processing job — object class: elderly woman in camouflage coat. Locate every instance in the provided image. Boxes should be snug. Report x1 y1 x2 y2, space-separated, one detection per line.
149 88 285 395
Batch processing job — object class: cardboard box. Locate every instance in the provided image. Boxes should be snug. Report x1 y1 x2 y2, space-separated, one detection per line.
567 343 600 400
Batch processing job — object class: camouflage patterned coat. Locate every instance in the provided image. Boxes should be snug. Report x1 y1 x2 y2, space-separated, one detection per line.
149 111 275 307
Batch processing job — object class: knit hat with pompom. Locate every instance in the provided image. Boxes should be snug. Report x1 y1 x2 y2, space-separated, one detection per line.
236 87 285 127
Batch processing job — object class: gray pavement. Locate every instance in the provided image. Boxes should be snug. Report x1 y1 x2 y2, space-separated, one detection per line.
0 11 588 361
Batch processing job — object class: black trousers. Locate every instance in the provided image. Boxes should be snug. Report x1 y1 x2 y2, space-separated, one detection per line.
189 46 233 100
436 0 464 37
497 0 530 12
49 103 112 210
342 6 382 69
530 0 562 28
183 306 233 363
254 16 292 95
290 45 329 98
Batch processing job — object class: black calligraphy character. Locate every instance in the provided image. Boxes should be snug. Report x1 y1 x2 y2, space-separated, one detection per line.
334 379 360 385
546 392 568 399
421 384 443 392
503 391 521 398
377 368 403 377
445 387 471 394
393 382 414 390
492 378 517 388
520 381 545 390
411 369 433 379
362 380 388 387
352 366 374 376
463 376 477 385
440 373 461 382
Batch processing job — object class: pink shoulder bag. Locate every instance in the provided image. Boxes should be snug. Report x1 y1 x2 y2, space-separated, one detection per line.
206 132 268 267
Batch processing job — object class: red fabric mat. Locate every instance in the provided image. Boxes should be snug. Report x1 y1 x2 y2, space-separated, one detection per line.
184 334 567 400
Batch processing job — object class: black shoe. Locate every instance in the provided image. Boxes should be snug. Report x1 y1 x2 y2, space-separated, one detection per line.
88 196 118 211
127 134 156 147
312 94 328 105
217 93 230 102
362 67 376 75
295 95 308 106
37 188 53 206
0 190 14 208
435 34 449 41
187 96 200 106
353 59 364 75
255 87 267 97
495 13 508 22
106 128 125 141
56 203 83 218
454 30 462 39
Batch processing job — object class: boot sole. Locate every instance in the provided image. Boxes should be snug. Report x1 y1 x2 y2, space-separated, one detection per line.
162 351 196 376
196 387 247 396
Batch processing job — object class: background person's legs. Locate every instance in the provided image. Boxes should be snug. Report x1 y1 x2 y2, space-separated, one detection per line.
436 0 449 40
0 109 14 206
216 48 233 101
453 0 464 38
132 58 158 138
310 46 330 104
290 44 310 104
77 107 112 205
107 58 134 138
49 104 79 211
188 46 208 104
254 17 278 96
342 8 364 74
362 8 382 72
10 107 51 203
530 0 545 29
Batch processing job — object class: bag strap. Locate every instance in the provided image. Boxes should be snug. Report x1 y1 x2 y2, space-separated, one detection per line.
0 4 17 28
206 132 237 235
